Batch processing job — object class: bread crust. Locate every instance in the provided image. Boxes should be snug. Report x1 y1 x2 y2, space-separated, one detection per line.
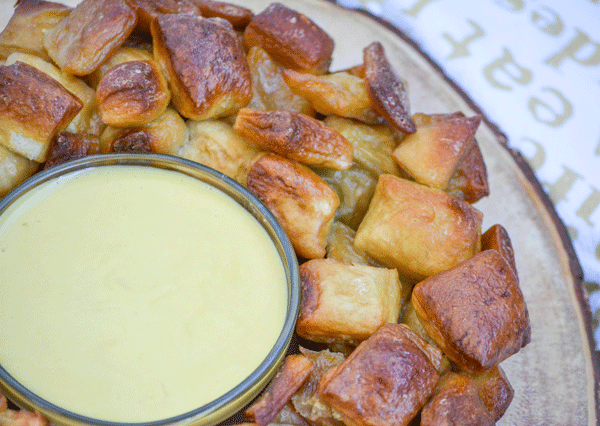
44 0 137 76
318 323 441 426
43 133 100 170
297 258 402 344
243 3 334 75
412 249 531 373
96 60 170 127
0 0 71 61
233 108 353 170
246 153 339 259
0 62 82 162
354 175 483 281
420 373 495 426
364 42 415 134
152 14 251 120
393 113 481 190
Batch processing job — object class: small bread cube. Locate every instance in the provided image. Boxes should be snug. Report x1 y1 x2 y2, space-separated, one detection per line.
43 133 100 170
246 153 339 259
324 116 401 176
291 348 346 426
412 249 531 373
96 60 171 127
482 224 518 278
446 137 490 203
297 258 402 344
6 53 103 136
0 145 38 197
0 62 82 162
99 108 187 155
0 404 49 426
326 221 382 267
470 365 514 421
178 119 263 185
245 354 314 426
87 46 154 89
233 109 353 170
44 0 138 76
420 373 495 426
318 323 441 426
0 0 71 61
354 175 483 281
126 0 199 33
191 0 254 28
243 3 334 75
152 14 252 120
271 403 312 426
246 46 314 116
393 112 481 190
316 165 378 230
282 69 382 124
364 42 415 134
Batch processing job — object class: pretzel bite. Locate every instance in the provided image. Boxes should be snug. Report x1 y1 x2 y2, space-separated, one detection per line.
393 112 481 190
291 348 346 426
326 221 382 267
5 53 102 136
446 137 490 203
126 0 199 33
152 14 252 120
420 372 495 426
43 133 100 170
243 3 334 75
178 119 263 185
0 404 49 426
245 354 314 426
482 224 518 278
363 42 416 134
354 175 483 281
297 258 402 344
99 108 187 155
246 153 339 259
412 249 531 373
0 62 82 162
96 60 170 127
316 165 378 230
191 0 254 28
318 323 441 426
0 145 38 197
44 0 137 76
233 109 353 170
0 0 71 61
87 46 154 88
270 403 312 426
323 116 401 177
246 46 314 116
469 365 514 421
282 70 383 125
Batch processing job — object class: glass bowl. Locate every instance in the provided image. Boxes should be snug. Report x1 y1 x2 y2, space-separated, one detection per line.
0 153 300 426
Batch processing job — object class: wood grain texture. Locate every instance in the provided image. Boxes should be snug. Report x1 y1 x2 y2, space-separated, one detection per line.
226 1 599 424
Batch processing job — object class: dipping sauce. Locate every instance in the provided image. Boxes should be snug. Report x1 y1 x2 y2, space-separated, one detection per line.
0 165 288 422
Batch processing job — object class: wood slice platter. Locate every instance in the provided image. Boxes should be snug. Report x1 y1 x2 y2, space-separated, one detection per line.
1 0 598 424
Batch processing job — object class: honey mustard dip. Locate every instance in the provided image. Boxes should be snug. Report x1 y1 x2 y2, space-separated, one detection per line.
0 164 288 422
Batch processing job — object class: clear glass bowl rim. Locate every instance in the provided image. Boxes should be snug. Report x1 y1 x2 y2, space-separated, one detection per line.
0 153 300 426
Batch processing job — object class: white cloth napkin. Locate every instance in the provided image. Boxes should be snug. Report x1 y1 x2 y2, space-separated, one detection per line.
337 0 600 349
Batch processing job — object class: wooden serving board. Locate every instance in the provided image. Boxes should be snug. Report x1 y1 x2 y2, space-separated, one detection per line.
228 1 600 424
1 0 599 424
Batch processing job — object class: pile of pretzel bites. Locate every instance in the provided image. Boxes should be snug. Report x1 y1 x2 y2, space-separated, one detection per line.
0 1 531 425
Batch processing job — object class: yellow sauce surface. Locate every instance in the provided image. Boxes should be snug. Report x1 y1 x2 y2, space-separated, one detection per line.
0 165 287 422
